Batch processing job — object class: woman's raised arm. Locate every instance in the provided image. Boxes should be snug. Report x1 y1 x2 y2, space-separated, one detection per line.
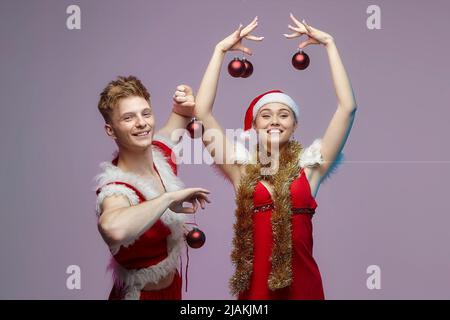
195 17 263 185
285 13 357 179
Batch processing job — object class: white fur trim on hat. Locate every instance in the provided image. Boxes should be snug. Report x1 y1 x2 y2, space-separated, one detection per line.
253 92 300 120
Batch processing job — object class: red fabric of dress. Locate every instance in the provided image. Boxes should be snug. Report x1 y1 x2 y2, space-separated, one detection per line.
239 168 325 300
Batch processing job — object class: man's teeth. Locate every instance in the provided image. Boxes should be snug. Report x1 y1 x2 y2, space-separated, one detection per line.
135 131 149 136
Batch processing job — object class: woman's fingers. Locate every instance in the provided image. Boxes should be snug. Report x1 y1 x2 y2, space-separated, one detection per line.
241 21 257 36
283 32 301 39
289 12 303 27
233 24 244 40
288 24 305 34
244 34 264 41
242 16 258 32
290 13 313 35
301 19 313 34
241 24 259 39
241 16 259 36
299 37 315 49
232 43 252 55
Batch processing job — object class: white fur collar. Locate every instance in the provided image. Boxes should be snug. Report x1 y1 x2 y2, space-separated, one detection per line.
233 138 343 181
233 138 326 167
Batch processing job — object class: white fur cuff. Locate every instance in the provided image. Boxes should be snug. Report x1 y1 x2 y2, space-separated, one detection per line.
95 184 140 217
299 139 325 168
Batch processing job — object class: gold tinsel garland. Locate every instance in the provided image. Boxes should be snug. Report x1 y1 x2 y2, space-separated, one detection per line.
229 140 303 295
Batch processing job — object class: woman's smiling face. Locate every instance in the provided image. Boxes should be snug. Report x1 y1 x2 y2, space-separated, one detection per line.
253 102 297 149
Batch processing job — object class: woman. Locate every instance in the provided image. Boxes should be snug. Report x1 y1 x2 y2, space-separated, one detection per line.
192 15 357 299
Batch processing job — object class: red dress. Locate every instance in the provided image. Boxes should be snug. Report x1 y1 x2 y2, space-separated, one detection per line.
239 168 325 300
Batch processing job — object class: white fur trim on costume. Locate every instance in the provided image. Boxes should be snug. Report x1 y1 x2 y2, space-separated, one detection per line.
153 133 177 150
94 145 186 300
299 138 344 182
108 231 184 300
299 139 325 168
95 184 139 217
253 92 300 120
231 141 253 165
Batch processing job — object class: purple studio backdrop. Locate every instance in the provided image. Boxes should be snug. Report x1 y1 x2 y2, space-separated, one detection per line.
1 0 449 299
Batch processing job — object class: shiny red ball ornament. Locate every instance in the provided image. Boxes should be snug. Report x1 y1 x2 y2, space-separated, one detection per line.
228 58 246 77
292 50 310 70
241 58 254 78
186 117 204 139
186 227 206 249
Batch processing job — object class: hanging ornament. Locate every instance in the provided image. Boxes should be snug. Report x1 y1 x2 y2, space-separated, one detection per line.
186 227 206 249
228 57 246 77
292 49 310 70
240 58 254 78
186 117 204 139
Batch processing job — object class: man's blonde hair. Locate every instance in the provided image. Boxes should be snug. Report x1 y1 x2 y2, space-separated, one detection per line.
98 75 150 123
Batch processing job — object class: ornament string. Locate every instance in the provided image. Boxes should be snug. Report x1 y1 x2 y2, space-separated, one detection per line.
183 219 198 293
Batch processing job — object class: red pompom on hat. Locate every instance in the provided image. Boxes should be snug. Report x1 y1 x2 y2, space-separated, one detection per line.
243 90 300 131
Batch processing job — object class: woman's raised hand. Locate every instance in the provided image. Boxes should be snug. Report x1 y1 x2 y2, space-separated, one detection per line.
283 13 334 48
216 16 264 55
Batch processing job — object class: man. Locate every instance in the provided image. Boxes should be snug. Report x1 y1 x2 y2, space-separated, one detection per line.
94 76 210 300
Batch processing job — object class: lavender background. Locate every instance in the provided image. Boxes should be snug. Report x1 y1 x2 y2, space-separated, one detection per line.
1 0 449 299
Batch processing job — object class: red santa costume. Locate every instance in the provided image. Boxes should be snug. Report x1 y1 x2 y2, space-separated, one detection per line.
229 90 343 300
94 134 186 300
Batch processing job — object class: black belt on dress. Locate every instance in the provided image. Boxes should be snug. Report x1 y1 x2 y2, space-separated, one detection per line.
253 203 315 215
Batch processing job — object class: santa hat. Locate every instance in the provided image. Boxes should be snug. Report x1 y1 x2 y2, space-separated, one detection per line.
243 90 300 131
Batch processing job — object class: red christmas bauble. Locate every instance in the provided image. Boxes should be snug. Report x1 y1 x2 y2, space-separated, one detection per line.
186 117 204 139
228 58 246 77
241 58 253 78
292 50 310 70
186 227 206 249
